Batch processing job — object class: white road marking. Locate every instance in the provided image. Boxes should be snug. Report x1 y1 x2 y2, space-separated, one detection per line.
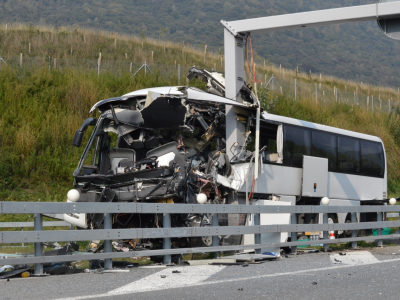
108 265 225 295
54 265 225 300
330 251 380 266
55 254 400 300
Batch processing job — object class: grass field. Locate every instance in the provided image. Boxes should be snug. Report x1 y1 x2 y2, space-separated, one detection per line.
1 23 400 210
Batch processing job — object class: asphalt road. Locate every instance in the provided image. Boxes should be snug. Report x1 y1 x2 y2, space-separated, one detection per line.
2 246 400 300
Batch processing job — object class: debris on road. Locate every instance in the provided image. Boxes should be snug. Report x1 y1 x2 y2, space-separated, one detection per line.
333 258 342 264
99 269 130 274
21 271 30 278
0 265 31 280
223 253 279 262
43 242 78 257
43 262 75 275
0 265 14 273
297 249 319 254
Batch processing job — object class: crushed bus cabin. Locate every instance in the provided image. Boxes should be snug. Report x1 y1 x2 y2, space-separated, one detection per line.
62 67 389 255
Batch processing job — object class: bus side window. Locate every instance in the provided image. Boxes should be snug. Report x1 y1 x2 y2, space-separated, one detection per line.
360 141 384 177
259 121 279 163
311 131 337 171
283 125 311 167
338 136 360 173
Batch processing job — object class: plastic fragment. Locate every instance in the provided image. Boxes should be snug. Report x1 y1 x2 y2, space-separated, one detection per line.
21 272 30 278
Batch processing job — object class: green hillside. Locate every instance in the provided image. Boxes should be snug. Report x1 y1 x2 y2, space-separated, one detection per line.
0 0 399 87
1 25 400 204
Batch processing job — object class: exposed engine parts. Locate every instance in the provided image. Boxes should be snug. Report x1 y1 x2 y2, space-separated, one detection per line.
66 68 261 250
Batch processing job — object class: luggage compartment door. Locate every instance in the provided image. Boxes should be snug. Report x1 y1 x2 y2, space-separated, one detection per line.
302 156 328 197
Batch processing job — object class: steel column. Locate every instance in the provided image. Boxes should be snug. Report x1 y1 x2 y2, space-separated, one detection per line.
351 212 358 249
34 214 43 275
290 213 297 254
224 28 246 160
163 213 171 264
377 212 383 247
254 213 261 254
103 213 113 269
323 213 329 252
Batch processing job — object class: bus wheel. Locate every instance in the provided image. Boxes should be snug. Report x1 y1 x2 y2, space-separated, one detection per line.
341 216 357 238
190 235 212 247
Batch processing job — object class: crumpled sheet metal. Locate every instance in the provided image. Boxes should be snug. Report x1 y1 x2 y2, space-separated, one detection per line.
72 72 260 254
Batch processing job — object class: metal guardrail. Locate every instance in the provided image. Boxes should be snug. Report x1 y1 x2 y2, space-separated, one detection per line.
387 213 400 218
0 221 71 247
0 221 70 228
1 202 399 275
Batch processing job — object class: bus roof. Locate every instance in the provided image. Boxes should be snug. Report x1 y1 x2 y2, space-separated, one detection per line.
262 112 382 143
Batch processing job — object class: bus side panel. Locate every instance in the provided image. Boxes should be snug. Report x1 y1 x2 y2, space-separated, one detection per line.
235 163 383 200
328 172 384 200
383 143 388 199
236 164 302 196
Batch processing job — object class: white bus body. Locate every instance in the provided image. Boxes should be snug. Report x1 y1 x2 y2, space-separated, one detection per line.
241 112 387 201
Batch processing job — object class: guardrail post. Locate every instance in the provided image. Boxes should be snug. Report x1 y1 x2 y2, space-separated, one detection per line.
323 213 329 252
212 213 219 258
103 213 113 269
351 212 357 249
34 214 43 275
377 212 383 247
163 213 171 265
21 227 25 247
290 213 297 254
254 213 261 254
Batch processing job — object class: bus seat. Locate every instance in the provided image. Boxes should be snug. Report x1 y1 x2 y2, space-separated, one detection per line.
266 153 279 163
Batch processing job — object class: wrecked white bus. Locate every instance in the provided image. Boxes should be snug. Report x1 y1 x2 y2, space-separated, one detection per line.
63 68 387 253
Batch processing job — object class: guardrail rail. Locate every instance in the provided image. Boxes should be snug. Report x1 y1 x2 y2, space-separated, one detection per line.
1 202 399 275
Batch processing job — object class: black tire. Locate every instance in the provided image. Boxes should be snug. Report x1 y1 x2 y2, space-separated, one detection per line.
342 219 353 238
190 235 213 247
341 215 358 238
